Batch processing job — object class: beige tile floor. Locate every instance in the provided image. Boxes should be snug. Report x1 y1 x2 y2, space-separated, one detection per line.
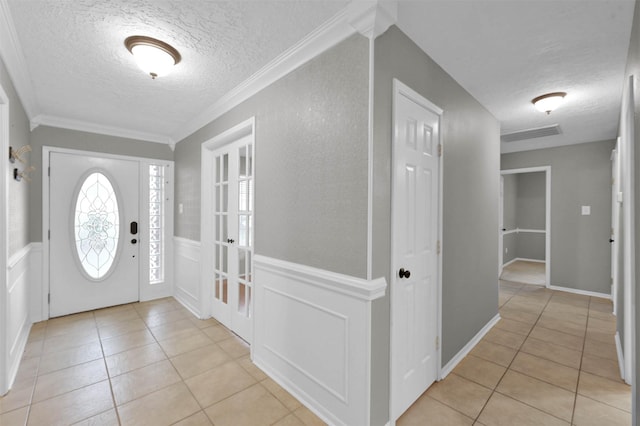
1 283 631 426
500 260 546 286
0 297 325 426
398 280 631 426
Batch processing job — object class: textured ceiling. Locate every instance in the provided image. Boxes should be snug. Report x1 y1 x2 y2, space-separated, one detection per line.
3 1 636 152
397 0 635 153
6 0 348 141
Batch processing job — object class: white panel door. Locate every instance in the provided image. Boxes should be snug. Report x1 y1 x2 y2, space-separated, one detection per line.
211 136 254 342
49 152 140 317
392 81 441 420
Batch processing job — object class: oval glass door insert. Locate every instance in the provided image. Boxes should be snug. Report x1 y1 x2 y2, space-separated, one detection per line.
74 172 120 279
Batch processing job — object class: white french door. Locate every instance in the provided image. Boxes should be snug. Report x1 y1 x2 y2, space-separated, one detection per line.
210 136 254 342
49 152 140 317
391 80 441 421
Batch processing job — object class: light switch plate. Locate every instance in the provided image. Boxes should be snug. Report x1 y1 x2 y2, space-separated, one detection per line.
581 205 591 215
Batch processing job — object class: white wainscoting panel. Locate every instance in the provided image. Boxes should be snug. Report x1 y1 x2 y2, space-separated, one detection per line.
173 237 202 318
29 243 44 323
6 244 33 388
253 255 386 426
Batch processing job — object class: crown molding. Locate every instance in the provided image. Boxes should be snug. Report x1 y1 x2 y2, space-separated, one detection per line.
172 0 395 144
0 0 39 118
31 114 174 145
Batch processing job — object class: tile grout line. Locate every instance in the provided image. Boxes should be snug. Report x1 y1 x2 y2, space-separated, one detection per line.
472 283 554 423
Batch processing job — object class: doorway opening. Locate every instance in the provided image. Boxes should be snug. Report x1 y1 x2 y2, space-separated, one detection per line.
499 167 551 287
200 117 255 344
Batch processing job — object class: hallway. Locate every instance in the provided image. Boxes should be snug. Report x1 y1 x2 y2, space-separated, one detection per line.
398 281 630 425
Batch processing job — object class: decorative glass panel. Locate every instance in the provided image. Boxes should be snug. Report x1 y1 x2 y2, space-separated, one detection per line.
149 164 165 284
74 172 120 279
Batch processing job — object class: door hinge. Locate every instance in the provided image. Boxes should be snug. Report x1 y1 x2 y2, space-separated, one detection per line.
436 240 441 255
48 230 50 240
435 336 440 350
438 144 442 157
48 293 50 304
48 166 51 177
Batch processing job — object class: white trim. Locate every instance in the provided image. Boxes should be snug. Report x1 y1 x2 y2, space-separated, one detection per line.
200 117 255 322
0 80 9 396
503 228 546 234
620 75 635 385
42 146 174 320
366 38 374 281
548 285 611 300
502 257 546 268
254 255 386 301
501 166 551 289
0 0 38 119
390 79 443 423
253 254 385 426
31 115 173 145
172 2 378 143
440 314 501 379
615 331 626 383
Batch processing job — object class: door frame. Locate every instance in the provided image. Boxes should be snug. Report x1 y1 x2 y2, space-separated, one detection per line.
43 147 174 318
499 166 551 287
199 117 255 326
611 142 621 315
499 176 504 277
389 79 443 423
0 83 9 395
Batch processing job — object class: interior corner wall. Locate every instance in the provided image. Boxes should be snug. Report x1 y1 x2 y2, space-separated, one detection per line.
174 34 370 279
0 56 29 258
28 126 174 242
501 140 615 294
372 25 500 424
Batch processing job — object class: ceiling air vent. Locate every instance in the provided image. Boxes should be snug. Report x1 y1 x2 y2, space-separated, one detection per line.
501 124 561 143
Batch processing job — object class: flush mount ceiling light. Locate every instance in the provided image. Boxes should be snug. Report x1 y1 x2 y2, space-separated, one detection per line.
124 35 181 79
531 92 567 114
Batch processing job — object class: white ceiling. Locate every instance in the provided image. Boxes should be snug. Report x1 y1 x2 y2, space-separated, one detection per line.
1 0 636 152
396 0 635 153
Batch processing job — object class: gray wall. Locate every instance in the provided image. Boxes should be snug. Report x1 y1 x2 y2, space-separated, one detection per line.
502 140 614 294
517 172 545 230
0 57 30 257
174 34 370 278
503 174 517 230
622 0 640 421
372 26 500 425
28 126 173 242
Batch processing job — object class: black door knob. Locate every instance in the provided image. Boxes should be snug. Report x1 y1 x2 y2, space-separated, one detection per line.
131 239 137 244
399 268 411 279
227 238 235 244
609 238 615 243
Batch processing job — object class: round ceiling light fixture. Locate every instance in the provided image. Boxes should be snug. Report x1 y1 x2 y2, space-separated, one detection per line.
531 92 567 114
125 35 181 79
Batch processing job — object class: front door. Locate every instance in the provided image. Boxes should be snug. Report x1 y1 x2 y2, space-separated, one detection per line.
49 152 140 317
210 136 254 342
391 80 441 420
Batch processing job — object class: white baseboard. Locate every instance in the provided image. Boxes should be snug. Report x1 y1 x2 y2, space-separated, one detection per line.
440 314 501 379
548 285 611 300
503 257 545 268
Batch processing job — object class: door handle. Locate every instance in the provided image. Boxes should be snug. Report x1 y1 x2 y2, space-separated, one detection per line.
609 238 615 243
130 221 138 235
131 239 137 244
227 238 235 244
399 268 411 279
